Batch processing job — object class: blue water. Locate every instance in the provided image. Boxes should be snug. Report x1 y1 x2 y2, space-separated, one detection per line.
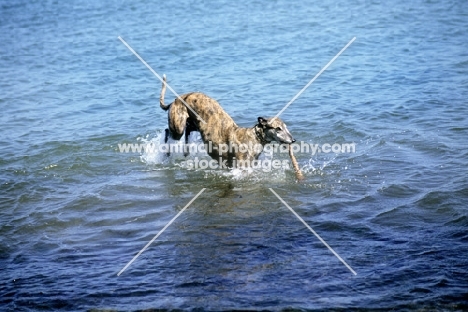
1 0 468 310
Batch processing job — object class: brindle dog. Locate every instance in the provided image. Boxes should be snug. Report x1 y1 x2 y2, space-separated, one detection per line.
159 75 295 167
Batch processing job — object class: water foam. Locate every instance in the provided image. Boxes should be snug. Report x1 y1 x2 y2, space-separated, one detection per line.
139 130 293 181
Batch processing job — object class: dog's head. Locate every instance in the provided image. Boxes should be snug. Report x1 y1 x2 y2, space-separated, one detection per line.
257 117 295 144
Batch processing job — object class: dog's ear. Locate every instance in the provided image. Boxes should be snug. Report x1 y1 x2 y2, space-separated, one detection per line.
258 117 268 127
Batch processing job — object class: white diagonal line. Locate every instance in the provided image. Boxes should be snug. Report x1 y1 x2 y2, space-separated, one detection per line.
118 36 207 124
274 37 356 120
117 188 206 276
269 188 357 275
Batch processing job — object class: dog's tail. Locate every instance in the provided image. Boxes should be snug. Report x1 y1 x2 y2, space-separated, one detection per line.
160 74 170 111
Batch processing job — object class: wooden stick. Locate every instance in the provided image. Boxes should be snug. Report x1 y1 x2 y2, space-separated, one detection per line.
289 144 304 180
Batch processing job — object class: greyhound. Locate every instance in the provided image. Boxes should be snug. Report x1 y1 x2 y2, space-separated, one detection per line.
159 75 295 168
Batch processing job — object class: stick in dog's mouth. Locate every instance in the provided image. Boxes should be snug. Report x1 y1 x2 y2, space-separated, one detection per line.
288 144 304 181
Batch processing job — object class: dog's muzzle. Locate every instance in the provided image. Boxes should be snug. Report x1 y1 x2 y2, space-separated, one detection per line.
281 138 295 144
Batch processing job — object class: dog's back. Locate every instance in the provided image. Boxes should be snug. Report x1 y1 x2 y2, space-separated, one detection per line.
170 92 238 142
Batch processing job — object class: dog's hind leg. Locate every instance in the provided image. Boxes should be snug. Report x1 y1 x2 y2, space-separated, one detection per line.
161 75 172 156
164 128 171 157
164 129 170 143
164 99 190 157
183 120 197 157
183 127 190 157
